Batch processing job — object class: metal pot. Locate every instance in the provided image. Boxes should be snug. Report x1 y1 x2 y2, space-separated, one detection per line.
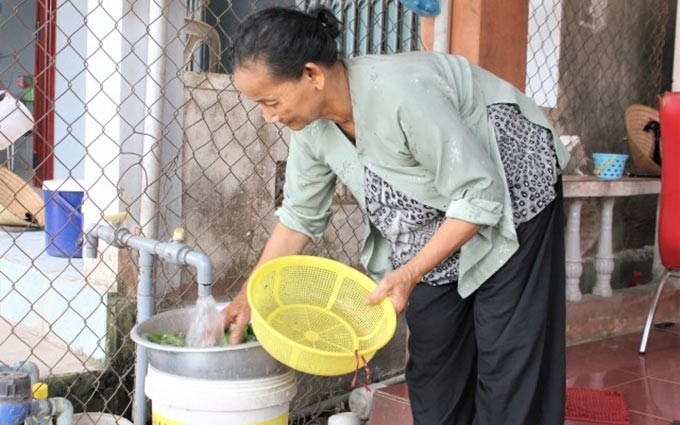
130 304 287 380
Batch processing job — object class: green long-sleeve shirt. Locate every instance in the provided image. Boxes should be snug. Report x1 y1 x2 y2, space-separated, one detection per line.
276 51 569 297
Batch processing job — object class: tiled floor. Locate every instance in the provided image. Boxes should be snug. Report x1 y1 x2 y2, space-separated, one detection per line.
371 325 680 425
566 325 680 424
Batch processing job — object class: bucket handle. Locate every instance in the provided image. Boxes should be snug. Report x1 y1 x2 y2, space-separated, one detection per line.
51 191 83 222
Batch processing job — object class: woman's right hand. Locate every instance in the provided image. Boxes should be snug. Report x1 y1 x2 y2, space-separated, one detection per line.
221 288 251 344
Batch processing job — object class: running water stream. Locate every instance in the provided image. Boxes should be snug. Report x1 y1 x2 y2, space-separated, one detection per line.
185 295 225 347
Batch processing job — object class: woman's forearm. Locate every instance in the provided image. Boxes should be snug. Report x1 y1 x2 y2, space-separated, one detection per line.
256 221 311 267
403 218 480 283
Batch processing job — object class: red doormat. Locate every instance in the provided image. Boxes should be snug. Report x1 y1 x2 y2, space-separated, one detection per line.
565 387 631 425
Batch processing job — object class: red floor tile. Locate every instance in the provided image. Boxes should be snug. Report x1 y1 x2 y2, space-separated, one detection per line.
371 383 412 425
376 382 409 400
640 327 680 353
613 377 680 421
619 355 680 381
567 368 642 388
629 411 676 425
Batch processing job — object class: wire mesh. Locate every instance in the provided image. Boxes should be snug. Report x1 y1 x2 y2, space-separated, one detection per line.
0 0 674 423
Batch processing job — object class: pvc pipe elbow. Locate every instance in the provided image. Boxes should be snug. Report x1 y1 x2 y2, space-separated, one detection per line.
185 250 214 295
83 224 100 258
28 397 73 425
50 398 74 425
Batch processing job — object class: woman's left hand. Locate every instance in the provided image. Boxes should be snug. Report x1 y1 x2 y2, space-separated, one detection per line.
364 266 420 314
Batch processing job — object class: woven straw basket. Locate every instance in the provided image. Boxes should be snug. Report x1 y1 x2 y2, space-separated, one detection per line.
0 167 44 227
624 104 661 176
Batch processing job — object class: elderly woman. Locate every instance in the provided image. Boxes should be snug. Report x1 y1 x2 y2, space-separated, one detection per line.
221 6 569 425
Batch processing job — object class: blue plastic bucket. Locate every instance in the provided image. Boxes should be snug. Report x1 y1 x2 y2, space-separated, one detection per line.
42 179 84 258
592 153 628 180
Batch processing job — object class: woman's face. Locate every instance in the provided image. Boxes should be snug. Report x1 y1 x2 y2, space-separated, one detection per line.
233 60 324 131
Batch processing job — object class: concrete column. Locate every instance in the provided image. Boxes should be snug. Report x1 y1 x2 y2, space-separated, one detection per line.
82 0 125 288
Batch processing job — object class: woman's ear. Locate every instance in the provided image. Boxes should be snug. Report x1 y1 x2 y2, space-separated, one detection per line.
302 62 325 90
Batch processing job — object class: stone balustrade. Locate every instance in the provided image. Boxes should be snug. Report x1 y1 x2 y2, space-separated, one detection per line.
563 175 660 302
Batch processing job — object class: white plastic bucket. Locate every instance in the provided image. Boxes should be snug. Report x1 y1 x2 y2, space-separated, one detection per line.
0 90 34 150
145 366 297 425
72 412 133 424
328 412 362 425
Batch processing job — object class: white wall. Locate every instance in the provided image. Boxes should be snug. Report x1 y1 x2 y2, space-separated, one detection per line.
54 0 87 179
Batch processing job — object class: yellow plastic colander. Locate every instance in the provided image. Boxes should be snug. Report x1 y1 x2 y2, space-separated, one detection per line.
246 255 397 376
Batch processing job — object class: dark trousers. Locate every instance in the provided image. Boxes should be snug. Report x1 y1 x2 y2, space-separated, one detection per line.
405 182 566 425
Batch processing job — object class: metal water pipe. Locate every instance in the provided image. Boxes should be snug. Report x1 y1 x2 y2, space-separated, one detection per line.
85 224 213 425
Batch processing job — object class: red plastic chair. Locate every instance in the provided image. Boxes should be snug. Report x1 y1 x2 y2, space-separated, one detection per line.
639 92 680 354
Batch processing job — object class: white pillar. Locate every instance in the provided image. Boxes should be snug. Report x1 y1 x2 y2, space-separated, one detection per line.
565 199 584 302
139 0 170 240
82 0 125 286
593 198 616 297
432 0 451 53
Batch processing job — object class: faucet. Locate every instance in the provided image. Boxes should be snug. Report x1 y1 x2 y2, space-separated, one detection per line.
84 225 213 297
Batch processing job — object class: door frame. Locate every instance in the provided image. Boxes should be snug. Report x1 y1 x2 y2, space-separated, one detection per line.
33 0 56 187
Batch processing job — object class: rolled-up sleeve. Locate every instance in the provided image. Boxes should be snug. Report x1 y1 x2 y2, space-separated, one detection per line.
445 196 503 226
275 133 336 240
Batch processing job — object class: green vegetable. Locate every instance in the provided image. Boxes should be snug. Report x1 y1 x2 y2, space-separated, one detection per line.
147 324 257 347
147 332 186 346
224 323 258 344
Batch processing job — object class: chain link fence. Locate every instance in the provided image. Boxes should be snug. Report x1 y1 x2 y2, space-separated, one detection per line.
0 0 675 423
